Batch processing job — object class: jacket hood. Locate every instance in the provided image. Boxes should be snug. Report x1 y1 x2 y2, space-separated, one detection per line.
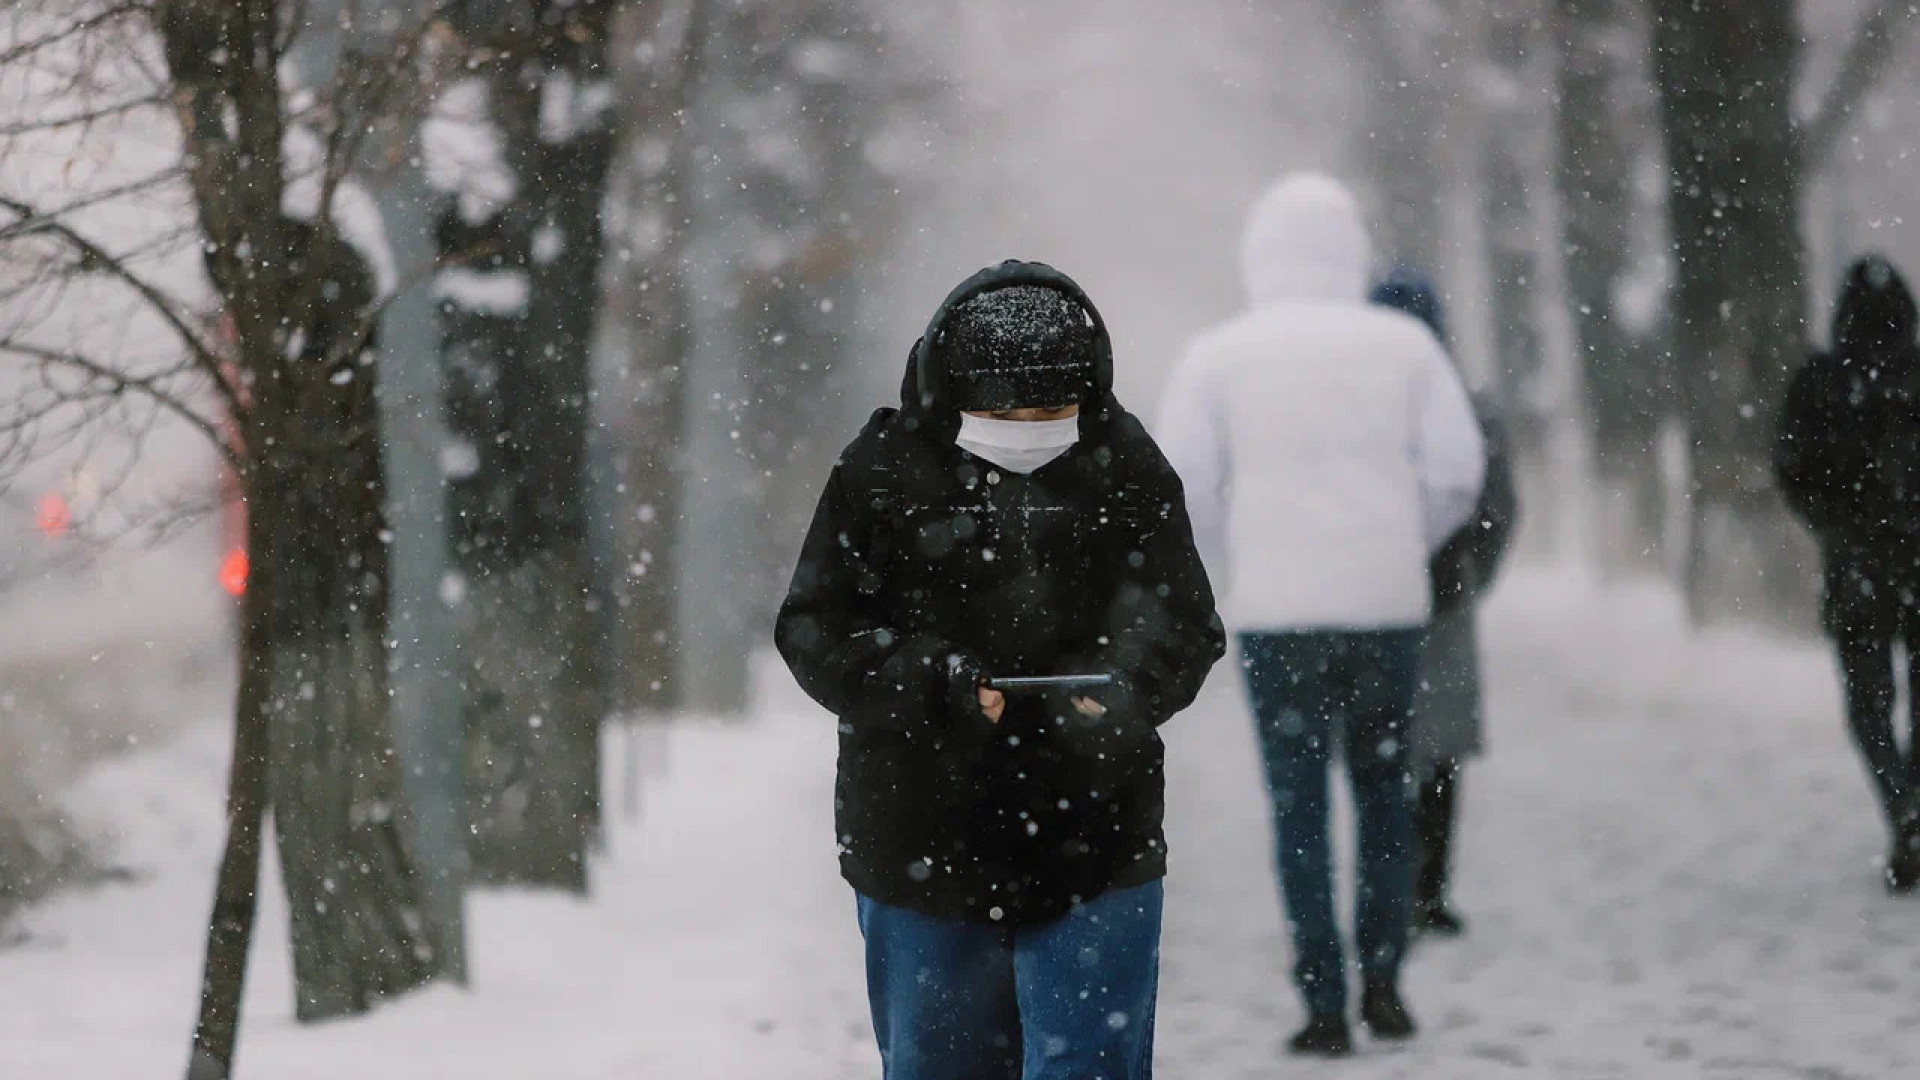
1239 173 1373 306
1834 254 1918 357
1369 265 1447 343
899 260 1117 440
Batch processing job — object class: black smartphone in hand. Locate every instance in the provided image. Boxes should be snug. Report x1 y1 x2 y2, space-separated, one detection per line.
984 674 1114 693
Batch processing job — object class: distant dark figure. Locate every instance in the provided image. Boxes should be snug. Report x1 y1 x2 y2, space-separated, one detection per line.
1370 268 1520 936
1776 255 1920 894
777 261 1225 1079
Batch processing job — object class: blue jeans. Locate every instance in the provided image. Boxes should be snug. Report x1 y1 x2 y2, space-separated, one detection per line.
1240 630 1419 1015
857 881 1162 1080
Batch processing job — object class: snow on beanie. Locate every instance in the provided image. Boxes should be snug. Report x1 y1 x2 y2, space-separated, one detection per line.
941 285 1097 412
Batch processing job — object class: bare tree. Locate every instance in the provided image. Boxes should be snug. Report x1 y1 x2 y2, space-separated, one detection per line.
1 4 455 1076
1476 2 1555 465
674 0 938 714
597 0 705 724
1801 4 1919 177
1334 0 1461 270
428 0 621 889
1554 0 1671 573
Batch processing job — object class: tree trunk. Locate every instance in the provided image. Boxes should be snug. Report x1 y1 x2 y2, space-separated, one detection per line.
1479 6 1552 464
184 559 273 1080
1650 0 1811 625
168 5 442 1075
604 237 688 721
601 0 702 721
1345 0 1451 269
674 1 901 714
370 156 470 981
259 222 441 1021
1555 0 1669 573
286 0 470 985
439 1 617 888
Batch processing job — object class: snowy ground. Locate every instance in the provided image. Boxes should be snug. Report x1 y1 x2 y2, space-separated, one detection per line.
5 568 1919 1079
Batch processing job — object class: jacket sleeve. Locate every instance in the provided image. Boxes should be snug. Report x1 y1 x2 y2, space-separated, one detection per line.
1432 404 1521 613
1774 358 1849 538
1412 340 1488 552
1068 427 1228 730
1466 408 1520 593
1154 344 1231 585
774 463 983 736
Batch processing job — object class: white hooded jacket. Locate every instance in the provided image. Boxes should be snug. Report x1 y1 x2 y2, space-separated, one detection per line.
1157 174 1486 631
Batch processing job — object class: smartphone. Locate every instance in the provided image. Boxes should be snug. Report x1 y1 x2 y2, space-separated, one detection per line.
984 674 1114 692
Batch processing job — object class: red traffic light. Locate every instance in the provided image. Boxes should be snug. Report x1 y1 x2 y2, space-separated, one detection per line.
35 492 72 538
219 547 249 597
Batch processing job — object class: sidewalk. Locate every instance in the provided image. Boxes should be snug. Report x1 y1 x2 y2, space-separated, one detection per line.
3 569 1916 1079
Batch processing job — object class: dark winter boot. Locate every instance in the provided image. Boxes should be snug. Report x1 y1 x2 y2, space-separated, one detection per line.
1888 804 1920 895
1287 1014 1353 1057
1360 979 1417 1041
1413 901 1467 937
1413 765 1465 937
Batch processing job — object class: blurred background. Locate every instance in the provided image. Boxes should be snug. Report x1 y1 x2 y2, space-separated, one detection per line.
3 1 1919 1077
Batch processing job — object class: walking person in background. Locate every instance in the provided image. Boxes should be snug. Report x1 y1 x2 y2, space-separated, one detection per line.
1370 268 1520 937
777 260 1225 1079
1776 254 1920 894
1157 175 1485 1057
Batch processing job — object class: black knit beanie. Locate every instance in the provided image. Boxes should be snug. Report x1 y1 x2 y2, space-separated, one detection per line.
941 285 1097 412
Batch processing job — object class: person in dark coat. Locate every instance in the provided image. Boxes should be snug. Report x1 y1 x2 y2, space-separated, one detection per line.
1370 268 1520 935
1776 254 1920 894
776 260 1226 1079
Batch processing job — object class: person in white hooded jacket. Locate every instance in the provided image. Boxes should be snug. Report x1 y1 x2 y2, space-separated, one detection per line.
1157 174 1485 1057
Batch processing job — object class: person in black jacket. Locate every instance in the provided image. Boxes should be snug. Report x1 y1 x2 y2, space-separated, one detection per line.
776 261 1225 1080
1370 268 1520 936
1776 254 1920 894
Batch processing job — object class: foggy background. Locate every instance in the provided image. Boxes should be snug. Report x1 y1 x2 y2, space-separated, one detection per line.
4 1 1920 1076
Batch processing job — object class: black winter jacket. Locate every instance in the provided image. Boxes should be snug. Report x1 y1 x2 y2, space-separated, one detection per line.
775 262 1225 924
1776 257 1920 598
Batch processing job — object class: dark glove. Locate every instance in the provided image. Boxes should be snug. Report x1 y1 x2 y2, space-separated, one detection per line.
868 633 985 742
1429 538 1473 616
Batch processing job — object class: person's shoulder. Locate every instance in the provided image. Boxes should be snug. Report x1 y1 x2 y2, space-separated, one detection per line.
1789 351 1851 401
842 405 906 449
1093 406 1185 494
827 407 908 476
1467 390 1506 430
1798 350 1839 375
1371 306 1452 363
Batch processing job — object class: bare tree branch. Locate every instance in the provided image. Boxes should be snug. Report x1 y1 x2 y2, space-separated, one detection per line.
307 5 454 237
1802 4 1919 171
279 0 314 54
0 167 185 238
303 230 502 389
0 338 236 468
0 2 148 68
0 92 164 136
0 194 242 421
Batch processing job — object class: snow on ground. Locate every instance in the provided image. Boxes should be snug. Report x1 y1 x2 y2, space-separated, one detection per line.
5 567 1919 1079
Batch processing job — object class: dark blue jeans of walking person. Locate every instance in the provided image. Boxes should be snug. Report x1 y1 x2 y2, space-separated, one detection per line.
857 880 1161 1080
1240 630 1420 1016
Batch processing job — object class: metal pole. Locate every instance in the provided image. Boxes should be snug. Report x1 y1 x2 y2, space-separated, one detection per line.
373 160 468 983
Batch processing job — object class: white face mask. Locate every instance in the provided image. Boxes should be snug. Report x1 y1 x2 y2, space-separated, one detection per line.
955 414 1081 475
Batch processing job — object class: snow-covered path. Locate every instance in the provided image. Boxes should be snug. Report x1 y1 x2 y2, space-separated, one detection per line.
1156 574 1920 1079
5 571 1918 1079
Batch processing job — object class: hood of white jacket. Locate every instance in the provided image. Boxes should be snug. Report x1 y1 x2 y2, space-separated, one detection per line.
1238 173 1372 307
